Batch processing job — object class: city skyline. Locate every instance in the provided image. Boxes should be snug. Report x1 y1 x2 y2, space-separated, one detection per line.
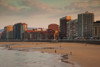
0 11 100 40
0 0 100 29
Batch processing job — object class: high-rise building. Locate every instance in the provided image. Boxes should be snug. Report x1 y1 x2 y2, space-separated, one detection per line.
93 21 100 38
13 23 27 39
2 25 13 39
7 25 13 39
60 16 71 39
78 11 94 38
67 19 78 39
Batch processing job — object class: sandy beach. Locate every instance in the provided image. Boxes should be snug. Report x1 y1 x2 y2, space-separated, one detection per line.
0 42 100 67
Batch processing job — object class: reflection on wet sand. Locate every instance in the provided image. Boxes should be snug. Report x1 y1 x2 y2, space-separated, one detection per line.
0 47 80 67
0 42 100 67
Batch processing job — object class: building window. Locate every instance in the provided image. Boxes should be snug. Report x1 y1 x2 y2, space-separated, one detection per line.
95 27 97 36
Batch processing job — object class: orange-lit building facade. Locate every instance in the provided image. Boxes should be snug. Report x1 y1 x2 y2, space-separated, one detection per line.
23 23 27 31
66 16 71 21
3 25 13 32
48 24 59 31
54 30 59 40
2 25 13 39
48 24 59 40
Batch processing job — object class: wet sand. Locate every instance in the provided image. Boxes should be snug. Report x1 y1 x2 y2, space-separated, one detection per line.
0 47 76 67
0 42 100 67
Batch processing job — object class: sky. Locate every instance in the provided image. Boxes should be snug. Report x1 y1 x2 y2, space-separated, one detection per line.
0 0 100 29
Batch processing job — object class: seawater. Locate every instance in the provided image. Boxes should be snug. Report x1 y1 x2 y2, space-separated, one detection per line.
0 47 80 67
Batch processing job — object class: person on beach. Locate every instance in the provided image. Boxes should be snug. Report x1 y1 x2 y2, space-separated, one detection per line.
70 51 72 55
55 50 56 53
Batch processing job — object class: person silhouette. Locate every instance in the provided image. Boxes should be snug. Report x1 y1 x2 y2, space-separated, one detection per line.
70 51 72 55
55 50 56 53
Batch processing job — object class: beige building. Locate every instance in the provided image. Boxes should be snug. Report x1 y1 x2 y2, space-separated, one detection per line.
93 21 100 38
78 11 94 38
2 25 13 39
67 19 78 39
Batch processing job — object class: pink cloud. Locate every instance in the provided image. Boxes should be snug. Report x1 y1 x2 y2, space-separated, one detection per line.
23 0 62 13
0 0 20 11
0 0 61 14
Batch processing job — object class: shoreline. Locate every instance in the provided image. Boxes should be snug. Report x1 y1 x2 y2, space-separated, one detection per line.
0 46 79 67
0 42 100 67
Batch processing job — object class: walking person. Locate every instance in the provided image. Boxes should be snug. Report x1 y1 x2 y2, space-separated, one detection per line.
70 51 72 55
55 50 57 53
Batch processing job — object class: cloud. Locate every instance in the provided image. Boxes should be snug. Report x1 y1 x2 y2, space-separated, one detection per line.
25 0 61 13
89 0 100 9
0 0 100 20
0 0 61 16
48 0 100 20
0 0 20 11
59 0 100 20
64 0 100 11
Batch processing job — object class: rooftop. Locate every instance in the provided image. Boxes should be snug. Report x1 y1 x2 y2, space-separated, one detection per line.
94 21 100 23
26 30 35 32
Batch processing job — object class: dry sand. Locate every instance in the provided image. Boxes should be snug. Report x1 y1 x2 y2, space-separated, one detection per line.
0 42 100 67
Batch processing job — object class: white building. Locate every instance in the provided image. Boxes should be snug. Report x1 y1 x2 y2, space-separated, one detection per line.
78 11 94 38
